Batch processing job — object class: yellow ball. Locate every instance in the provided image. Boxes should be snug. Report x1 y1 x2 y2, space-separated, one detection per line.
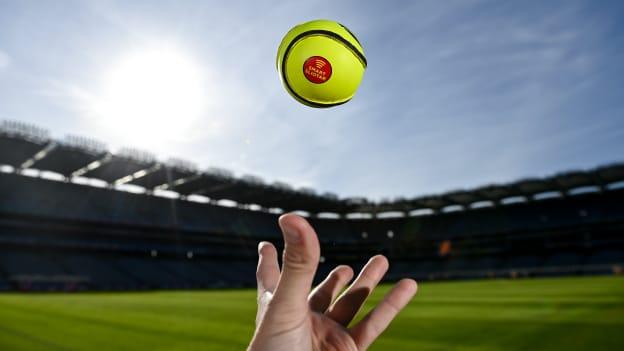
276 19 367 108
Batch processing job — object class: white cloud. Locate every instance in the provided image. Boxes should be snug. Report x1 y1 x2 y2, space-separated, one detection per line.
0 50 10 70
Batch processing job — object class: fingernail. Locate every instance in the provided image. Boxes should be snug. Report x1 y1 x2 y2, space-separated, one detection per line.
258 242 265 254
283 227 301 244
258 241 273 255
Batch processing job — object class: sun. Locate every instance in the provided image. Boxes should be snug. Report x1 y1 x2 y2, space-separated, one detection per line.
94 46 207 147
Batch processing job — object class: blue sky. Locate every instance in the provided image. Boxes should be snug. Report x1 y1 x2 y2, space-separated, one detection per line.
0 0 623 200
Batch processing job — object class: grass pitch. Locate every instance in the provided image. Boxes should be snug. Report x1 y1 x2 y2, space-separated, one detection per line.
0 276 623 350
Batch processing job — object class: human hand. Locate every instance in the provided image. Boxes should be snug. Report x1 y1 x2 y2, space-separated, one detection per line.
248 214 418 351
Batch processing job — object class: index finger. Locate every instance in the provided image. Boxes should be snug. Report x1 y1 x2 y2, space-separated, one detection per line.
256 241 280 301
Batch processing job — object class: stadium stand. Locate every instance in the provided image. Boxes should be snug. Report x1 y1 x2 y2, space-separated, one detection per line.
0 120 623 291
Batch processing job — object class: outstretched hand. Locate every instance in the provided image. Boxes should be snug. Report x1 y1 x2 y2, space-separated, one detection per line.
248 214 417 351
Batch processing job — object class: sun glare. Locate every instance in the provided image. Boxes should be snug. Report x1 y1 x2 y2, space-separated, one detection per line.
95 47 206 146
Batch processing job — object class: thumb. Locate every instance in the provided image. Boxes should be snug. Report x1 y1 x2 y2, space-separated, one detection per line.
271 213 320 316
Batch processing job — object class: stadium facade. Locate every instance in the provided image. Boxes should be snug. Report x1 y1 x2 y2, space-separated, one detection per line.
0 120 623 291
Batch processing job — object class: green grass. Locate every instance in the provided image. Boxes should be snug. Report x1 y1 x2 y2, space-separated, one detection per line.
0 276 623 350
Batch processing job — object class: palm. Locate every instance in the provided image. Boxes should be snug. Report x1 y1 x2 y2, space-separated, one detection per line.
255 301 358 351
248 215 417 351
310 311 359 351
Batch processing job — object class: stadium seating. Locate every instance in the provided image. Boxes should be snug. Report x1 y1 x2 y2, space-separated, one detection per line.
58 254 139 290
0 170 623 291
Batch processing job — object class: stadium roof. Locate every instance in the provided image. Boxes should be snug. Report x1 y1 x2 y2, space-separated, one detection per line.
1 120 623 217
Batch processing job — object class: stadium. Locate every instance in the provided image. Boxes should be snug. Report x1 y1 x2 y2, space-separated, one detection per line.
1 120 623 350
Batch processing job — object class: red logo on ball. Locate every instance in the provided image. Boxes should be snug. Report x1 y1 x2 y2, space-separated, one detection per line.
303 56 332 84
